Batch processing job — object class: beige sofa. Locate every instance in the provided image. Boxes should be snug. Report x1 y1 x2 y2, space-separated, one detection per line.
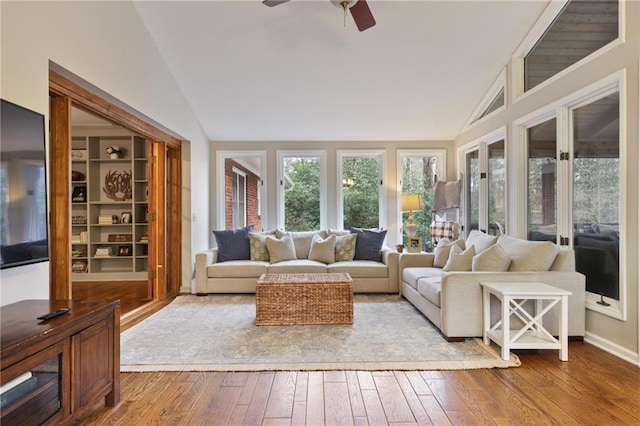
399 232 586 341
195 229 399 294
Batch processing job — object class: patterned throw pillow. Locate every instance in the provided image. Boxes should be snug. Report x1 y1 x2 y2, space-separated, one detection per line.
334 233 357 262
249 231 274 262
308 234 336 264
212 225 253 262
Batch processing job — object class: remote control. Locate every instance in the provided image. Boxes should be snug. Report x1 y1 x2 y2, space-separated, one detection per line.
37 308 70 321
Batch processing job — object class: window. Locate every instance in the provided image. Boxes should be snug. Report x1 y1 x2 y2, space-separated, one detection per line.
465 149 480 235
479 88 505 120
397 150 446 251
487 140 506 235
464 69 506 129
277 151 326 231
524 0 619 92
517 72 624 319
231 168 246 228
338 151 384 230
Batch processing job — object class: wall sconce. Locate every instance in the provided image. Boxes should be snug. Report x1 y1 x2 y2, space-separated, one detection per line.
402 194 422 237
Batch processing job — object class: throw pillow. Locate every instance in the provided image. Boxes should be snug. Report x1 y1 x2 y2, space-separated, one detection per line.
266 235 296 263
472 244 511 272
275 230 326 259
433 238 466 268
349 227 387 261
249 231 274 262
326 228 350 237
443 245 475 271
497 234 559 271
334 233 357 261
465 230 498 254
308 234 336 264
212 225 253 262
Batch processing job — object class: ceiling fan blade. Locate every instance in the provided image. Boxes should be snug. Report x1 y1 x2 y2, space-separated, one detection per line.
262 0 289 7
349 0 376 32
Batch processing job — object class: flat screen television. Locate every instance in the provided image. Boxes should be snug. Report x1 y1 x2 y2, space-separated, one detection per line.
0 99 49 269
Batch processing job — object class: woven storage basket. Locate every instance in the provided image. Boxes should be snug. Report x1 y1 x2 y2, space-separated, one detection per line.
256 273 353 325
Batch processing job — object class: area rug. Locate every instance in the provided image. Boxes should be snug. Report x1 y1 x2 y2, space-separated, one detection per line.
120 294 520 372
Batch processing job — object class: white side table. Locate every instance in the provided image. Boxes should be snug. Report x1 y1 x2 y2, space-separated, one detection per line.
480 281 571 361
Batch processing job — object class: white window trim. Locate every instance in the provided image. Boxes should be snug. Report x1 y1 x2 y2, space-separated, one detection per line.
457 127 507 237
277 150 327 231
231 167 247 228
215 150 267 230
461 68 507 131
396 149 447 237
513 70 627 321
337 150 386 230
510 0 625 104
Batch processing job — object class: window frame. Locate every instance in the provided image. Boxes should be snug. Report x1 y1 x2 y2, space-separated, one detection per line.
231 167 247 228
510 0 624 104
276 150 327 231
513 70 627 321
461 68 507 131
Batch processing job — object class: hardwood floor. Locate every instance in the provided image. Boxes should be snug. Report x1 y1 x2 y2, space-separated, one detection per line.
74 341 639 425
72 280 150 315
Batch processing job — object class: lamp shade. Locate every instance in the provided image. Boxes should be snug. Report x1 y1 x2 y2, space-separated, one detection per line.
401 194 422 212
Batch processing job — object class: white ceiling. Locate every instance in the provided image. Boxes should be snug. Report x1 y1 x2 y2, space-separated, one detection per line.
133 0 549 142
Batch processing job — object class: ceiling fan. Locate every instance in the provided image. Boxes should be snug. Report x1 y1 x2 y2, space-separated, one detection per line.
262 0 376 32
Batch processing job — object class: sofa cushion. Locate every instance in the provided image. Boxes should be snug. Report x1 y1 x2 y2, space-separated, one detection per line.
267 259 328 274
275 230 326 259
212 225 253 262
465 230 498 254
433 238 465 268
326 228 350 237
472 244 511 272
443 245 475 271
416 277 442 308
328 260 388 278
402 267 444 290
266 235 297 263
334 233 357 261
249 231 275 262
308 234 336 264
497 234 559 271
207 260 268 278
349 227 387 261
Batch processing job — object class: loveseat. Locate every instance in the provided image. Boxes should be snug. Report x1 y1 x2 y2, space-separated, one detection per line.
399 231 586 341
195 227 398 294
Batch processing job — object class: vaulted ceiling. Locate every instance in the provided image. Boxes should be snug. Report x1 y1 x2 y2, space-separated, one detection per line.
133 0 549 142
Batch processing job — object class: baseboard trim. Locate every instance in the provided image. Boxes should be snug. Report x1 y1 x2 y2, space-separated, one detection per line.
584 331 640 366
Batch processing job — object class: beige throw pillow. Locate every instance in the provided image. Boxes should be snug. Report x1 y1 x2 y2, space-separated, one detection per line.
433 238 466 268
266 235 296 263
443 245 475 271
334 233 357 261
275 230 326 259
472 244 511 272
465 230 498 254
308 234 336 264
497 234 559 271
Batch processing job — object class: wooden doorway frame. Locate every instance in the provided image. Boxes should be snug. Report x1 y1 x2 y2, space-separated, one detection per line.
49 70 182 304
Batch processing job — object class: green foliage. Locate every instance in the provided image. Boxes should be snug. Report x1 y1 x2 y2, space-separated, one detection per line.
342 157 379 229
284 158 320 231
401 157 436 251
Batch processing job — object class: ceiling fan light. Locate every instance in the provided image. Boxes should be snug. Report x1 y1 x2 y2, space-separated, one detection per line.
330 0 358 9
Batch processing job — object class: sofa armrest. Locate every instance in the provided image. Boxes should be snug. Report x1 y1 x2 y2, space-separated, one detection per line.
399 252 435 270
439 271 586 338
195 248 218 294
381 247 400 292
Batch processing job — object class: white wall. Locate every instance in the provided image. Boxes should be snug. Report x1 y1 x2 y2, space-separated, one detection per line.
455 1 640 364
1 1 210 304
210 140 456 248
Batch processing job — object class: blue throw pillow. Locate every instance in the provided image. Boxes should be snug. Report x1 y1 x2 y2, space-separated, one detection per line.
349 227 387 261
213 225 253 262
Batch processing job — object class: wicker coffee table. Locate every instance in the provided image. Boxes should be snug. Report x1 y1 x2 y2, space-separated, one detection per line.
255 273 353 325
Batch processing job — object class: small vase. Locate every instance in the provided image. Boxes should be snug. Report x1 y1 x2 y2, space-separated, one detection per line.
109 153 119 159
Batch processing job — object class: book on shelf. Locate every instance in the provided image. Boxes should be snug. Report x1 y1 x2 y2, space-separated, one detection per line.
71 260 88 272
0 372 38 409
94 246 112 257
98 214 118 224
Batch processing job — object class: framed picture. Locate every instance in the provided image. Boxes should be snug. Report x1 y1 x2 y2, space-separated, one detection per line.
408 237 422 253
117 246 131 256
121 212 132 224
72 185 86 202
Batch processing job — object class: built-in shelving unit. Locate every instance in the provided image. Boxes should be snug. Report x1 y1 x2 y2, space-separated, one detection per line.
70 128 148 281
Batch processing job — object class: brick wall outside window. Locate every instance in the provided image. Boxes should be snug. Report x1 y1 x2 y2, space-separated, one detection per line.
224 159 261 230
